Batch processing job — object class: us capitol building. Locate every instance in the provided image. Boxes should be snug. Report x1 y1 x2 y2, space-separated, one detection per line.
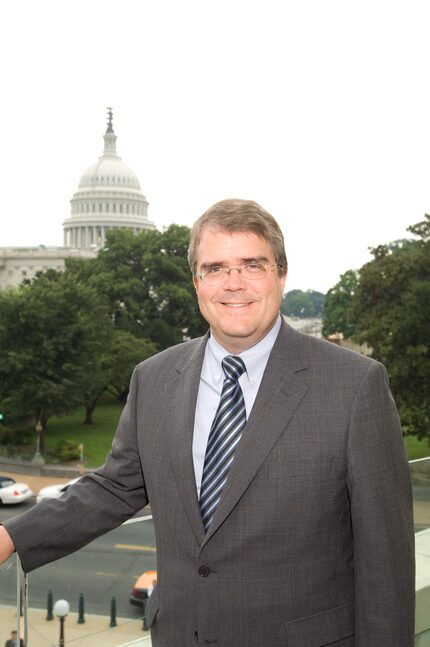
0 109 155 290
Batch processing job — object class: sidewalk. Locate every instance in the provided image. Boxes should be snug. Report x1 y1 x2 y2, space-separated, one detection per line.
0 605 151 647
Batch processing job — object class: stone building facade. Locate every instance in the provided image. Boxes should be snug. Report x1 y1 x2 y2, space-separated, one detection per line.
0 109 154 291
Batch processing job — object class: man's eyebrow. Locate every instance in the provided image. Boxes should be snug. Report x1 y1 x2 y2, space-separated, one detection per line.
241 255 270 264
199 256 271 269
200 261 225 269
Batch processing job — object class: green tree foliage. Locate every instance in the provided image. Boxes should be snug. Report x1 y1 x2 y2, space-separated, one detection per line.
322 270 359 338
0 270 113 449
69 225 207 349
281 289 325 318
350 217 430 440
107 330 158 402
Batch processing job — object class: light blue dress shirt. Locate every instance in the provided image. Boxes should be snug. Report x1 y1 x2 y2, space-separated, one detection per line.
193 315 282 497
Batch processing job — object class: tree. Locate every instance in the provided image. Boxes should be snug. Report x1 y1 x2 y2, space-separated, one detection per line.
68 225 207 349
350 217 430 440
108 330 158 402
0 270 113 449
281 289 325 318
322 270 359 338
82 329 157 424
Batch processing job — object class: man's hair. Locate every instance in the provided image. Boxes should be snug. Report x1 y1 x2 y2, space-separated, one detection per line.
188 198 288 277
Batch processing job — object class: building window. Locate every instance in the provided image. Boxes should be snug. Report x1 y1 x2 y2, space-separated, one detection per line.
113 204 116 213
126 205 129 214
119 204 123 213
22 270 27 276
93 204 95 212
106 204 109 213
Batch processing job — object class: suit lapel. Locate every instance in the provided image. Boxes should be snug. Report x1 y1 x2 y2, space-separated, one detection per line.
165 334 208 545
203 321 310 542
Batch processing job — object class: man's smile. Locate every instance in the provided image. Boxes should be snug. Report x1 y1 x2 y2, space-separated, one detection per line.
220 302 253 308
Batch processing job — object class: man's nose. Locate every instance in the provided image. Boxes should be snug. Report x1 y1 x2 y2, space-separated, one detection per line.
223 267 246 289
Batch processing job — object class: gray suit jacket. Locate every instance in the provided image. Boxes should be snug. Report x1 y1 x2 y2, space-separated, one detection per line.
5 321 415 646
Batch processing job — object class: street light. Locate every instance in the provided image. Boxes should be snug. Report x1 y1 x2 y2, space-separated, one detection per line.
32 419 45 466
53 599 70 647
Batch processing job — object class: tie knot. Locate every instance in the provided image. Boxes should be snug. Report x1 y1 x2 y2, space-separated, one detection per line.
222 355 246 381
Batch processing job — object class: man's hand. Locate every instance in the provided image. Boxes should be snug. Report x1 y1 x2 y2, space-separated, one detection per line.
0 525 15 564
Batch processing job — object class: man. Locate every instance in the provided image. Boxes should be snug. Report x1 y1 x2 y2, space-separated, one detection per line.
5 630 23 647
0 199 415 645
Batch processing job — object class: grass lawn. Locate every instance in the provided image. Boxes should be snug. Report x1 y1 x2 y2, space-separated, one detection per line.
3 397 430 467
403 434 430 461
45 404 430 466
44 397 123 468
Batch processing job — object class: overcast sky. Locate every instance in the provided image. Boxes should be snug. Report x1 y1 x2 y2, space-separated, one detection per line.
1 1 430 293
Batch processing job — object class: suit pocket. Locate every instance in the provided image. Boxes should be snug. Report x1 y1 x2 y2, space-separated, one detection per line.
285 602 354 646
144 590 160 628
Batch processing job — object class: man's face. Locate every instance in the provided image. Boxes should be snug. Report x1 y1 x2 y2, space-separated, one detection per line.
193 228 286 354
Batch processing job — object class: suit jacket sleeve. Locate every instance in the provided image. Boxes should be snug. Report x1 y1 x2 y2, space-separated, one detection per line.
347 361 415 645
3 366 148 573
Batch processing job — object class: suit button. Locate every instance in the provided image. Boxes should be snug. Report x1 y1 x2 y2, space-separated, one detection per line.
198 565 210 577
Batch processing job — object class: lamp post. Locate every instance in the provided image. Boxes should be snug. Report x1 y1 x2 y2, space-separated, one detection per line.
32 419 45 466
53 599 70 647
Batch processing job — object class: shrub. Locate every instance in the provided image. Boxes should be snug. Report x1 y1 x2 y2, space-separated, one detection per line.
0 426 34 447
55 440 81 462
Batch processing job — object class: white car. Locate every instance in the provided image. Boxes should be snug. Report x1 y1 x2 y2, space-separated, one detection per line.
0 476 33 505
36 477 81 503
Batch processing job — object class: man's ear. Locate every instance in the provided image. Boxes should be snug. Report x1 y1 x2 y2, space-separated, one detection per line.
280 270 287 292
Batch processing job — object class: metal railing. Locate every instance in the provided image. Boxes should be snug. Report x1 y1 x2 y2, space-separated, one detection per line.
1 515 154 647
2 457 430 646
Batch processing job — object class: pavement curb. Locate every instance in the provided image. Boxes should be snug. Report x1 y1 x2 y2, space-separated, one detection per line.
0 604 151 647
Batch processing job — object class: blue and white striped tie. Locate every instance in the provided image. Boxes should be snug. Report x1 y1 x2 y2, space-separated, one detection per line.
199 355 247 532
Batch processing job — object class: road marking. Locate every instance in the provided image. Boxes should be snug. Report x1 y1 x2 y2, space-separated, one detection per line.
115 543 157 552
95 572 147 578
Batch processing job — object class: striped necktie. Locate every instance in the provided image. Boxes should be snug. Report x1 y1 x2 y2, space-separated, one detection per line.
199 355 247 531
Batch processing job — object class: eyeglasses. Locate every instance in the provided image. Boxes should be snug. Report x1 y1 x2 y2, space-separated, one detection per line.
196 262 279 285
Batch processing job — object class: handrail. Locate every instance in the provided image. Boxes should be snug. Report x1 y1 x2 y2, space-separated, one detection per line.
2 463 429 646
16 554 28 647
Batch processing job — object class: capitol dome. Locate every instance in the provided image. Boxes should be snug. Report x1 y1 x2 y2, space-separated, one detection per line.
63 109 155 249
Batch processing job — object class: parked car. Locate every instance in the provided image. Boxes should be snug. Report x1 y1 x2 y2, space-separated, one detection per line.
130 570 157 607
0 476 33 505
36 477 81 503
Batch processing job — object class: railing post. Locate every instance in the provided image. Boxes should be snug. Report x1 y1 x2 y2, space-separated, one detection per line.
78 592 85 624
110 596 117 627
16 555 28 647
46 588 54 620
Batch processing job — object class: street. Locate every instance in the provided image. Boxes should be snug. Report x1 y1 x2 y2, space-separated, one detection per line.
0 503 156 619
1 469 429 621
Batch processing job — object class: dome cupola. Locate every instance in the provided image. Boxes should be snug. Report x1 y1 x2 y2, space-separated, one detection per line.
63 108 155 249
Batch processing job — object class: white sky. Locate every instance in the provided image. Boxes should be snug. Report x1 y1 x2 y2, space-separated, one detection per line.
1 0 430 293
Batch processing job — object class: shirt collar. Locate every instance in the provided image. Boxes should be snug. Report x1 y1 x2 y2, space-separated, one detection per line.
205 315 282 385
